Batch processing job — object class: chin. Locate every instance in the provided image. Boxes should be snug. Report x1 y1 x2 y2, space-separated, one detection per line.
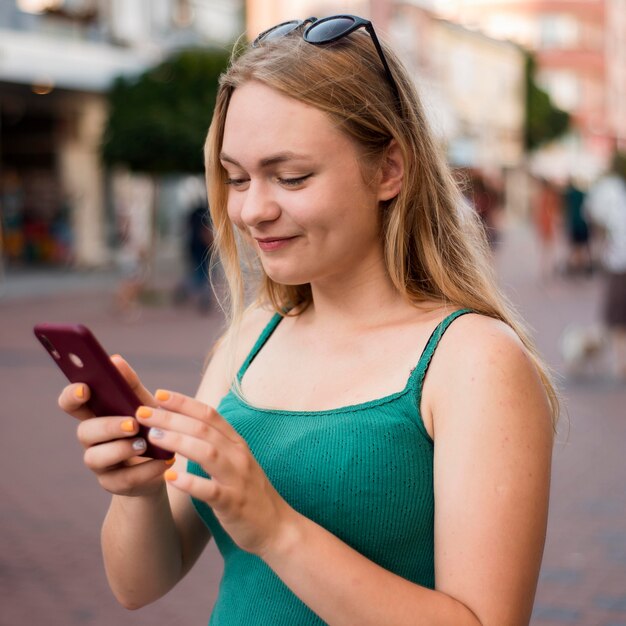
260 261 314 287
263 270 310 287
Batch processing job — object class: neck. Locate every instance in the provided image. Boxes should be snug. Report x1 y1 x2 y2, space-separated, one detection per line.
302 251 411 332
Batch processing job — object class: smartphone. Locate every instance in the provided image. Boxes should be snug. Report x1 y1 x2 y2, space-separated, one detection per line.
33 323 173 460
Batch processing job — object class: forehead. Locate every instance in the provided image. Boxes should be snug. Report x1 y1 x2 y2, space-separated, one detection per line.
221 81 353 162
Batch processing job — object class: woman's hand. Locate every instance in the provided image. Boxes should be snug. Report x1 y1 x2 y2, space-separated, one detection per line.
136 390 297 556
57 355 174 498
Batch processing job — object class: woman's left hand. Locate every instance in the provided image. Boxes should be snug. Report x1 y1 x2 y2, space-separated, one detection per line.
135 390 297 557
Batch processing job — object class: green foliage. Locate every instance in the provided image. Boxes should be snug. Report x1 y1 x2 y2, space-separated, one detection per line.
524 53 570 151
101 48 230 173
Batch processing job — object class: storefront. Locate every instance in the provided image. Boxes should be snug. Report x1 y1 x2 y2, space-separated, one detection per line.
1 82 68 265
1 78 112 268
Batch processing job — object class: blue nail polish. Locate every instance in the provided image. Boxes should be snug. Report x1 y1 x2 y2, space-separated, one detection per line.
149 427 165 439
132 438 147 451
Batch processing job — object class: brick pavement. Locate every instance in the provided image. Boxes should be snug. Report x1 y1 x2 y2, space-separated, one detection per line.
1 223 625 626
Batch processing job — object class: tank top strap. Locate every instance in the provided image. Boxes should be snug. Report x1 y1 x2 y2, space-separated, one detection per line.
236 312 284 382
407 308 474 401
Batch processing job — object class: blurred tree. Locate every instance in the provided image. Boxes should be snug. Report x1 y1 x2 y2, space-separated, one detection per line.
102 48 230 173
524 53 570 152
101 48 229 292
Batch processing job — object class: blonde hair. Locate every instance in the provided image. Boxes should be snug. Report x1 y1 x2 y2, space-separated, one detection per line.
204 28 559 424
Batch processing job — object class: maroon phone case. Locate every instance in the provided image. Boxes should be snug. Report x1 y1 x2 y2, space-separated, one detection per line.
33 323 172 460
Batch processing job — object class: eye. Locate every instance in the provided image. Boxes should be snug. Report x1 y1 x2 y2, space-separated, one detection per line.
277 174 313 188
225 177 250 189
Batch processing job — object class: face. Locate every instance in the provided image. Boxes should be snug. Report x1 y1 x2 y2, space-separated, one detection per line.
220 81 386 287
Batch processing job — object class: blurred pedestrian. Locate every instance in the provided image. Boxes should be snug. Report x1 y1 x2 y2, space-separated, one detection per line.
173 203 213 313
112 174 153 322
114 211 148 322
533 177 562 280
470 171 500 250
57 15 556 625
563 178 592 276
584 153 626 379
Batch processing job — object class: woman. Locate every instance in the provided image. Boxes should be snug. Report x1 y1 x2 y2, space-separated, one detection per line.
584 153 626 378
60 16 556 625
533 178 561 280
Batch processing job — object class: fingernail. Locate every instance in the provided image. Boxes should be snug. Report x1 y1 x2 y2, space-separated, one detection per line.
149 427 165 439
155 390 170 402
164 469 178 481
132 438 146 451
75 384 85 400
121 419 135 433
165 456 176 466
136 406 152 419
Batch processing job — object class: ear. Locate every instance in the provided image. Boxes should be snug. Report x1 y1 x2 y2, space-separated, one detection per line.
377 140 404 202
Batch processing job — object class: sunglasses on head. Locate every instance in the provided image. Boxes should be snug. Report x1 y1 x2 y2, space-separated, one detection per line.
252 14 400 103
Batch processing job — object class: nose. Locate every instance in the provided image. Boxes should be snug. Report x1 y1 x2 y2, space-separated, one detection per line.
239 179 281 228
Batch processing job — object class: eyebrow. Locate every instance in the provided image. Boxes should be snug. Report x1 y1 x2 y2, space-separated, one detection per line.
219 151 312 169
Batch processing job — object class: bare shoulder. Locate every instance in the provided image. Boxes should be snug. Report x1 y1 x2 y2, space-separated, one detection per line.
432 312 536 384
424 312 553 437
235 305 279 360
195 306 276 406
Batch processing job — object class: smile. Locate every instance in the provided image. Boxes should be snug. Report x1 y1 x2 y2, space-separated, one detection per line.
255 236 298 252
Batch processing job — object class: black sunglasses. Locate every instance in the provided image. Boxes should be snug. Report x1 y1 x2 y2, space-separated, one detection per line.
252 15 400 103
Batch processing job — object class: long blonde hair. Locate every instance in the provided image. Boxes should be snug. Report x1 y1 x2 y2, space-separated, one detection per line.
204 28 559 424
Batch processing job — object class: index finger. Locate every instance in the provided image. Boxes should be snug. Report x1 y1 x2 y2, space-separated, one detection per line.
153 390 241 443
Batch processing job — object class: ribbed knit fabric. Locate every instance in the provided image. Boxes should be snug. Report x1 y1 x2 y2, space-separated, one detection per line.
188 309 472 625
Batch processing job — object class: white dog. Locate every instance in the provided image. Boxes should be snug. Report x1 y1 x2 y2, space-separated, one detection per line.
560 324 609 377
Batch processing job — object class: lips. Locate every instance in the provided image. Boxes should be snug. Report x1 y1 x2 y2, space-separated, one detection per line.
254 236 298 251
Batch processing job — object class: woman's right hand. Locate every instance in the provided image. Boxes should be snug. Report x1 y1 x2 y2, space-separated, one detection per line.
58 355 172 498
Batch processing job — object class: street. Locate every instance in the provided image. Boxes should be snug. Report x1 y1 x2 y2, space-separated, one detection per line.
1 222 625 626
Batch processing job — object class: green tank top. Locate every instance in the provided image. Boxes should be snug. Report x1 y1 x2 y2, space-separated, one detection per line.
188 309 472 625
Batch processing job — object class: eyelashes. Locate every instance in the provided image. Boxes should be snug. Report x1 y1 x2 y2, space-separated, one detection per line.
277 174 313 187
224 173 314 189
224 178 248 188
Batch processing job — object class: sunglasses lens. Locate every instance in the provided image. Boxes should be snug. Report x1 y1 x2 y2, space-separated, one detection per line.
305 17 356 43
258 20 302 42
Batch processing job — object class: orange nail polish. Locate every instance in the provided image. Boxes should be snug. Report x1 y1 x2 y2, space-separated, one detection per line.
155 390 170 402
165 456 176 466
75 384 85 400
164 469 178 481
121 419 135 433
136 406 152 419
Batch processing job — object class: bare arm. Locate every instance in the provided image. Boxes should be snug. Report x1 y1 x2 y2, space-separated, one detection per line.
98 308 275 608
95 355 213 609
429 317 553 625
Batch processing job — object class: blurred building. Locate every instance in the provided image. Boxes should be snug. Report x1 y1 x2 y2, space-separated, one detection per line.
0 0 242 268
392 4 525 210
435 0 626 182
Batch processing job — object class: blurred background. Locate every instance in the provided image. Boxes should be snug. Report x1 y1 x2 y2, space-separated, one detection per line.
1 1 625 625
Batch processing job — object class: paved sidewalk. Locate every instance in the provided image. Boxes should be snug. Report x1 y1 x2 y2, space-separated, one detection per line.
0 269 114 300
1 223 624 626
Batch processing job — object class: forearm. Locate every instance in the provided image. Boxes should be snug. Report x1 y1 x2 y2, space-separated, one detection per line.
261 512 481 626
101 486 183 609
